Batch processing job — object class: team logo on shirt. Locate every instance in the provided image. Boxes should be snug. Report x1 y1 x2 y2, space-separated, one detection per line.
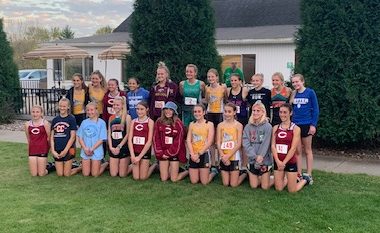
31 128 40 135
293 98 308 108
84 125 98 138
278 131 287 139
135 124 144 131
108 99 114 105
192 133 202 142
165 127 172 135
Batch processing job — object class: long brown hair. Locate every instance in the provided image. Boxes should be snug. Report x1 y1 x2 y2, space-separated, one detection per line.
158 107 179 126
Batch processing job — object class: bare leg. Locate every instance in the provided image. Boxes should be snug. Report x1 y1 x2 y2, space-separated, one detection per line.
118 157 130 177
302 136 314 175
139 159 150 180
287 172 307 193
159 160 169 181
170 161 188 182
55 161 64 176
199 168 215 185
260 172 272 190
132 161 140 180
37 157 48 176
109 157 120 177
147 162 157 178
248 172 260 189
63 160 73 177
82 159 91 176
189 168 200 184
296 142 303 175
274 170 287 191
28 157 38 176
221 171 230 186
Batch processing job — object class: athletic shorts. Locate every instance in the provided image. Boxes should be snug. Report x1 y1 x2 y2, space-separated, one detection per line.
219 160 240 172
189 152 211 169
248 163 270 176
29 153 48 158
206 113 223 127
298 124 312 138
54 151 75 162
109 146 130 159
136 150 151 160
274 162 297 172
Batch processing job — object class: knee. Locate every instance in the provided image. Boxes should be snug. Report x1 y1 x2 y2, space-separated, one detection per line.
250 184 259 189
275 185 284 191
190 179 199 184
261 184 270 190
230 182 239 188
64 172 71 177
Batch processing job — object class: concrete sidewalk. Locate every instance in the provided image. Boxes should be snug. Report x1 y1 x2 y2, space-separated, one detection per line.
1 129 379 177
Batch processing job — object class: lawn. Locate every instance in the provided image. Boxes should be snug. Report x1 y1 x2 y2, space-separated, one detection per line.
1 142 380 233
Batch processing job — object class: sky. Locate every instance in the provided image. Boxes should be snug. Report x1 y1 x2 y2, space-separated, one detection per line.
1 0 135 38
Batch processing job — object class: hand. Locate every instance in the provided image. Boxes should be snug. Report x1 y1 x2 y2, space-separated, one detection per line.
308 125 316 136
52 151 60 159
276 161 285 171
162 155 169 159
84 147 92 156
256 155 264 164
59 150 68 158
131 156 137 164
134 156 141 163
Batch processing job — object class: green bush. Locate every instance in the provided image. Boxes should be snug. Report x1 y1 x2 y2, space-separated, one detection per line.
125 0 221 88
295 0 380 146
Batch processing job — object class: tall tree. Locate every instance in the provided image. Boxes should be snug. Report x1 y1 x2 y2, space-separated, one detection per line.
95 25 113 35
295 0 380 145
125 0 221 87
0 18 20 122
60 25 74 40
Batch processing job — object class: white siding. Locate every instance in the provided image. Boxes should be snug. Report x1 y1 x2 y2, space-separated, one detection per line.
217 43 295 88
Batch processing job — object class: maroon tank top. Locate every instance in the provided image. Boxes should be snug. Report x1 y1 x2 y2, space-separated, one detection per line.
274 122 297 164
132 118 150 154
28 120 49 155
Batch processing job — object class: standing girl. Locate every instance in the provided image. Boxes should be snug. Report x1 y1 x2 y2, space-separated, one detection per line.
89 70 107 119
66 73 90 126
153 101 188 182
187 104 217 185
217 103 246 187
290 74 319 184
108 96 132 177
272 103 310 192
77 102 108 177
128 101 156 180
127 77 149 119
51 98 81 176
242 102 273 190
149 61 179 121
179 64 206 128
271 72 291 126
102 78 125 125
247 73 271 118
25 105 51 176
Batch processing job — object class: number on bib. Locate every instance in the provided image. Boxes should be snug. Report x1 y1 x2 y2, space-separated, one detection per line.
184 97 197 105
107 107 115 115
221 141 235 150
112 132 123 140
165 136 173 145
133 136 145 145
155 101 165 109
276 144 288 154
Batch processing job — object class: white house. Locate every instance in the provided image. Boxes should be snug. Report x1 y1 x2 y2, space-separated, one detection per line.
46 0 300 89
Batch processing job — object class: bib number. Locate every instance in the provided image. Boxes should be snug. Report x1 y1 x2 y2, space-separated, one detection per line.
185 97 197 105
276 144 288 154
165 136 173 145
133 136 145 145
112 132 123 140
221 141 235 150
155 101 165 109
107 107 115 115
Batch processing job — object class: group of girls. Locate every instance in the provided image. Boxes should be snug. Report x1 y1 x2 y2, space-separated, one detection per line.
25 62 319 193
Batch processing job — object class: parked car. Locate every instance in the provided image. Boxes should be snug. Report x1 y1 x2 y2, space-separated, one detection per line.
19 69 47 89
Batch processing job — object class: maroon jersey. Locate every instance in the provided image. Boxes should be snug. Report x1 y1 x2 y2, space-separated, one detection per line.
149 81 179 119
102 91 125 123
274 122 297 164
28 120 49 155
131 118 150 154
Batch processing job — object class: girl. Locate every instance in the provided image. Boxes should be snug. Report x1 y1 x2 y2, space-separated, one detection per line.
217 103 246 187
205 68 227 167
242 102 273 190
51 98 81 176
66 73 90 126
127 77 149 119
128 101 157 180
89 70 107 119
179 64 206 128
272 103 310 192
77 102 108 177
290 74 319 184
153 101 188 182
102 78 125 125
149 61 179 121
187 104 217 185
247 73 271 118
271 72 291 126
25 105 51 176
108 96 132 177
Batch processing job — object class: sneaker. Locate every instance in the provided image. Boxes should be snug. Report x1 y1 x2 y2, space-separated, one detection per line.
239 169 247 176
179 165 188 173
46 162 56 173
72 160 81 169
211 166 219 176
302 173 313 185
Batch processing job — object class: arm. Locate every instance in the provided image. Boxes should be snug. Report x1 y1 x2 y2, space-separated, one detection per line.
242 87 249 100
242 125 257 161
91 120 107 152
59 130 76 157
136 119 154 161
153 121 164 160
255 124 272 163
200 81 206 98
50 129 59 158
179 81 184 96
199 122 215 155
44 120 51 143
118 115 132 148
186 123 196 158
271 125 281 166
222 84 228 102
216 124 224 158
282 126 301 165
24 122 30 143
310 89 320 127
225 123 243 160
165 121 184 157
127 120 136 158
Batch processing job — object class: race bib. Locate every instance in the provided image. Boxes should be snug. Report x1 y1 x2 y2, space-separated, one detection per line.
276 144 288 154
165 136 173 145
107 107 115 115
133 136 145 145
185 97 197 105
112 132 123 140
236 106 240 114
155 101 165 109
221 141 235 150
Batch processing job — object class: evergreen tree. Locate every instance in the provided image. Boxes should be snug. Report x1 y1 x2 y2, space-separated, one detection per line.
60 25 74 40
295 0 380 145
125 0 221 87
0 18 20 122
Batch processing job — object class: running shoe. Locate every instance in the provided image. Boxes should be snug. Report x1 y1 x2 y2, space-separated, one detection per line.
302 173 313 185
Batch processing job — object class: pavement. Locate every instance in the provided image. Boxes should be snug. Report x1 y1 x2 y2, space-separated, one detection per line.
1 129 379 177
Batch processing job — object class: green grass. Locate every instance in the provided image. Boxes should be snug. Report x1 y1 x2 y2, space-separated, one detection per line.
1 142 380 233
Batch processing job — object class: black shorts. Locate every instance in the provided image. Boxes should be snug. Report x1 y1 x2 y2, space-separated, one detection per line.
137 150 151 160
298 124 313 138
29 153 48 158
274 162 297 172
206 113 223 127
54 148 75 162
219 160 240 172
248 163 270 176
109 146 130 159
189 152 211 169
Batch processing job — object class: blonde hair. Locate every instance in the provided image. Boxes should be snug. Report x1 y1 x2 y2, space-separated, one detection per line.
186 64 198 75
252 73 264 81
91 70 107 89
248 102 268 125
86 102 99 117
113 96 127 125
272 72 284 82
292 73 305 82
31 105 44 117
157 61 170 79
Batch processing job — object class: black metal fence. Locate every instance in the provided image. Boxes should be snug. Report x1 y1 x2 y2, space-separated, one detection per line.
14 88 66 116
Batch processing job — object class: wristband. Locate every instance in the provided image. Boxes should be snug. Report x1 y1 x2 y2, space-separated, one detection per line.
117 145 122 149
